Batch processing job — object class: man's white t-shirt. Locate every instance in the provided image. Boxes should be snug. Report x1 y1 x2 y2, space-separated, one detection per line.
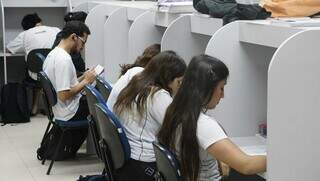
197 113 228 181
43 47 81 121
119 89 173 162
107 67 144 112
7 25 60 55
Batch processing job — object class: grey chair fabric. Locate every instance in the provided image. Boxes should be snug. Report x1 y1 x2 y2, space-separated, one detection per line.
94 103 126 170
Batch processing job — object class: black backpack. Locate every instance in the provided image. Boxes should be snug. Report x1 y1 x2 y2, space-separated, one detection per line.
0 83 31 125
37 125 88 161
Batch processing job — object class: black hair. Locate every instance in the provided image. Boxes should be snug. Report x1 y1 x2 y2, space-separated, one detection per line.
59 21 91 39
158 54 229 181
21 13 42 30
64 11 88 23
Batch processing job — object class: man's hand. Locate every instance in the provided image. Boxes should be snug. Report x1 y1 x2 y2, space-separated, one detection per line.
83 68 96 84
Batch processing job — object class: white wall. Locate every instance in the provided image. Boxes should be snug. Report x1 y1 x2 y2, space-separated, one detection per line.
0 7 66 49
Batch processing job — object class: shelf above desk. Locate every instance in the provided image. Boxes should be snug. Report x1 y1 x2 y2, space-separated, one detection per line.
190 14 223 36
238 20 303 48
154 11 189 27
3 0 67 7
90 1 156 22
0 51 24 57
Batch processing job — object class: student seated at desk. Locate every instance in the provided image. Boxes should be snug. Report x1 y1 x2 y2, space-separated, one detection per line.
52 11 88 76
7 13 60 56
6 13 60 115
158 55 266 181
43 21 96 122
107 43 161 112
113 51 186 181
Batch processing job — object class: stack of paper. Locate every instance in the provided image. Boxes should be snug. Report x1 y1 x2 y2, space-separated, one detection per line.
154 0 194 13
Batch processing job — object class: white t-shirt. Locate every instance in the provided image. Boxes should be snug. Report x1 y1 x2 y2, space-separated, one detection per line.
43 47 81 121
6 31 25 54
7 25 60 55
119 89 173 162
7 25 60 80
197 113 228 181
107 67 144 112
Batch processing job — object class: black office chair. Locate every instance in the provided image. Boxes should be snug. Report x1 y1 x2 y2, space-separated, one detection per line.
153 142 182 181
25 48 51 115
95 75 112 101
27 48 51 77
94 103 131 181
38 71 88 175
84 85 106 160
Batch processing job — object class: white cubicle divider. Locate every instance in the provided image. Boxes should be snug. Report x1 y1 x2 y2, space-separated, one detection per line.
102 2 156 83
161 14 222 63
85 1 156 82
103 7 131 82
205 21 274 137
128 10 197 67
85 4 124 69
205 20 308 137
128 11 165 65
268 29 320 181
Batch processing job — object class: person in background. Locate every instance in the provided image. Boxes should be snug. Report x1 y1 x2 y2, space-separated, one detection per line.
52 11 88 76
6 13 60 115
64 11 87 23
119 44 161 76
158 55 266 181
107 43 161 112
7 13 60 56
113 51 186 181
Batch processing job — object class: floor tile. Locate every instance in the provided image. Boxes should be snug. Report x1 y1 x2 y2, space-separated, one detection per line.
1 115 103 181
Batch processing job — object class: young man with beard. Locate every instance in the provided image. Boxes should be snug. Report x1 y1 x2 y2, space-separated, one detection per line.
43 21 96 122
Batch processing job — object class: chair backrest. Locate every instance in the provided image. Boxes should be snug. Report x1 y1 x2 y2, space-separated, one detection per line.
95 76 112 101
38 71 57 122
153 142 182 181
84 85 105 119
27 48 51 73
83 85 106 158
94 103 131 170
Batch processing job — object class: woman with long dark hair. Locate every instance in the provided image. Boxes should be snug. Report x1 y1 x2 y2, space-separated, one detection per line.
158 54 266 181
107 44 161 111
114 51 186 181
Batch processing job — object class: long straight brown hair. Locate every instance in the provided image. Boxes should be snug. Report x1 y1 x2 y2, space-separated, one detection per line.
114 51 186 119
158 55 229 181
